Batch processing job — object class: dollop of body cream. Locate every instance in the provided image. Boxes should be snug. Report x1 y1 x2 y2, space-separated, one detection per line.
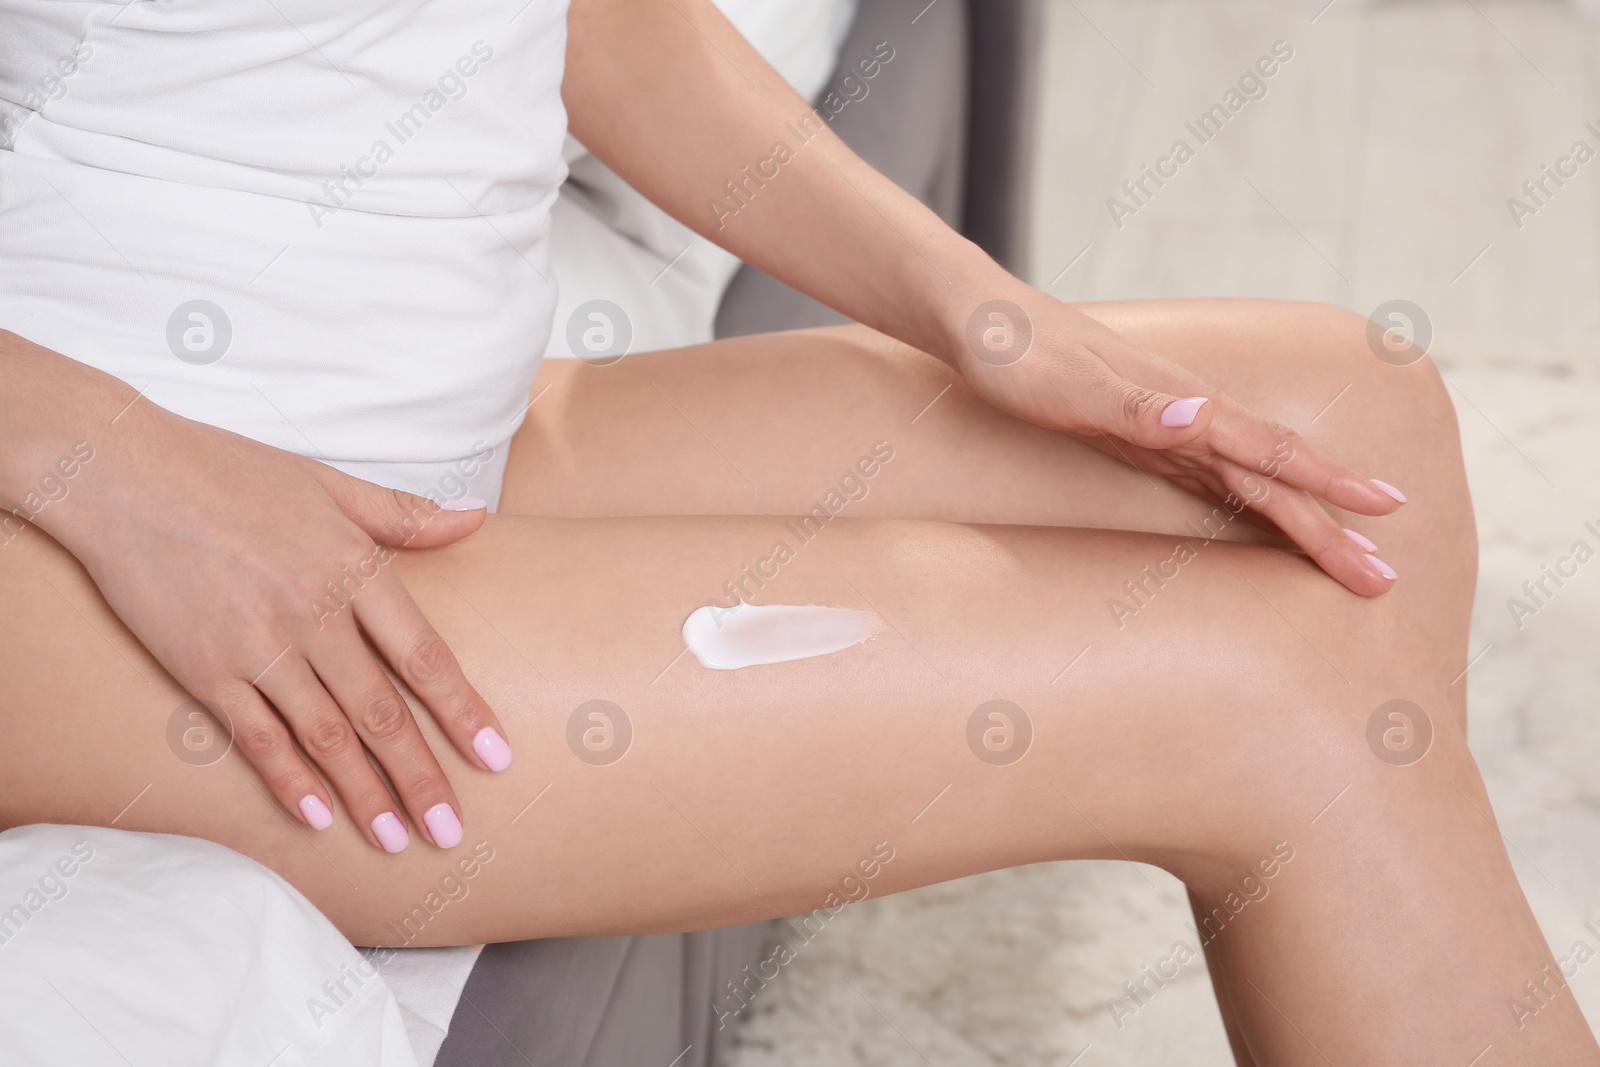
682 602 882 670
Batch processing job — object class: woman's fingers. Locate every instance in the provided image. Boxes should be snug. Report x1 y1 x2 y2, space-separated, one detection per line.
253 659 413 848
210 683 333 832
1212 456 1398 597
1196 395 1406 517
308 621 466 851
314 465 489 549
1168 469 1288 539
1071 360 1215 450
353 578 514 774
1086 334 1407 515
1046 405 1378 585
984 318 1405 592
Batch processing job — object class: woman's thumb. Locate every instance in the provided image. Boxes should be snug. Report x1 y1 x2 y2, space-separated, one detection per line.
1086 373 1211 449
322 471 488 548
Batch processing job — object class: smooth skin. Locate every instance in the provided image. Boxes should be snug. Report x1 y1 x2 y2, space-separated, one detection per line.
0 0 1594 1062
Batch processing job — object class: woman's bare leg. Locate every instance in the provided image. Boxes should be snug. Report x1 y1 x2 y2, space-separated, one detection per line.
2 301 1590 1063
502 299 1475 710
502 297 1476 1062
0 511 1586 1063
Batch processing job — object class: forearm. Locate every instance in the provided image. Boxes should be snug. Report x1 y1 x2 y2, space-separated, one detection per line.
563 0 1029 364
0 331 138 540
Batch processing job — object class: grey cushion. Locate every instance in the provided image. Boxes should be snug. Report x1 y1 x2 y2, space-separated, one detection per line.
436 923 773 1067
962 0 1043 273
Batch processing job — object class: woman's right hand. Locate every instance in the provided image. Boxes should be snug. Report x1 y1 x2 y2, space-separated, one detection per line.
25 356 513 853
949 294 1407 597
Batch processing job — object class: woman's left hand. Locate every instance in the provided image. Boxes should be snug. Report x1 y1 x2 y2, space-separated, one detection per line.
949 292 1405 597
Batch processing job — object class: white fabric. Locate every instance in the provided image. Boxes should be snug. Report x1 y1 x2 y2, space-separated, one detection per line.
545 0 859 360
372 946 481 1063
0 0 570 508
0 824 420 1067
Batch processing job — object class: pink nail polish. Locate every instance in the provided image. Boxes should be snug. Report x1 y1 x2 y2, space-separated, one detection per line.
473 726 513 772
371 812 409 853
1371 479 1407 504
443 496 488 512
1343 528 1377 553
424 803 463 849
1365 554 1398 580
1160 396 1209 429
298 795 334 831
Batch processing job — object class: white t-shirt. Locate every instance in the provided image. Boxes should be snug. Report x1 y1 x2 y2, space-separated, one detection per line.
0 0 570 506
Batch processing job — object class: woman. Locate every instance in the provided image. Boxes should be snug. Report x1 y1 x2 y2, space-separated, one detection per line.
1 0 1593 1062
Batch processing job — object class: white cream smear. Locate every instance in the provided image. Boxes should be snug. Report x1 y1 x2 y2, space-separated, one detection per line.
681 602 883 670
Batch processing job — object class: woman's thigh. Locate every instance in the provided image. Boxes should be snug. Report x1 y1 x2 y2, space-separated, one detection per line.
0 503 1439 949
0 298 1479 952
503 297 1475 671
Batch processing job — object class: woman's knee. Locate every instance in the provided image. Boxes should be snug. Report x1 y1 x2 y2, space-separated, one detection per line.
1246 303 1477 625
1311 303 1479 639
1218 301 1458 461
1084 297 1469 505
1308 302 1458 448
1137 556 1478 878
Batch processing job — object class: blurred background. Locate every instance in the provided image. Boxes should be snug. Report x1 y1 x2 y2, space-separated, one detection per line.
718 0 1600 1063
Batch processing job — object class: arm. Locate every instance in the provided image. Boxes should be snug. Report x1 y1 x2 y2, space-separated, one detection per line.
563 0 982 363
563 0 1409 596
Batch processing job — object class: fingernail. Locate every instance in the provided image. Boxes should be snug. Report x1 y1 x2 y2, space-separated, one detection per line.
473 726 514 772
443 496 488 512
1365 553 1398 580
1343 528 1377 553
298 795 334 831
371 812 410 853
1371 479 1407 504
1160 396 1209 429
424 803 464 849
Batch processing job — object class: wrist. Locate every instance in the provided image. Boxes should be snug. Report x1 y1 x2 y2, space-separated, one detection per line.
921 251 1046 373
0 330 164 552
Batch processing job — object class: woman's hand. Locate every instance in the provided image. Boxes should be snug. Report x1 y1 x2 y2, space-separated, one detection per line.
951 293 1406 596
51 396 513 852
